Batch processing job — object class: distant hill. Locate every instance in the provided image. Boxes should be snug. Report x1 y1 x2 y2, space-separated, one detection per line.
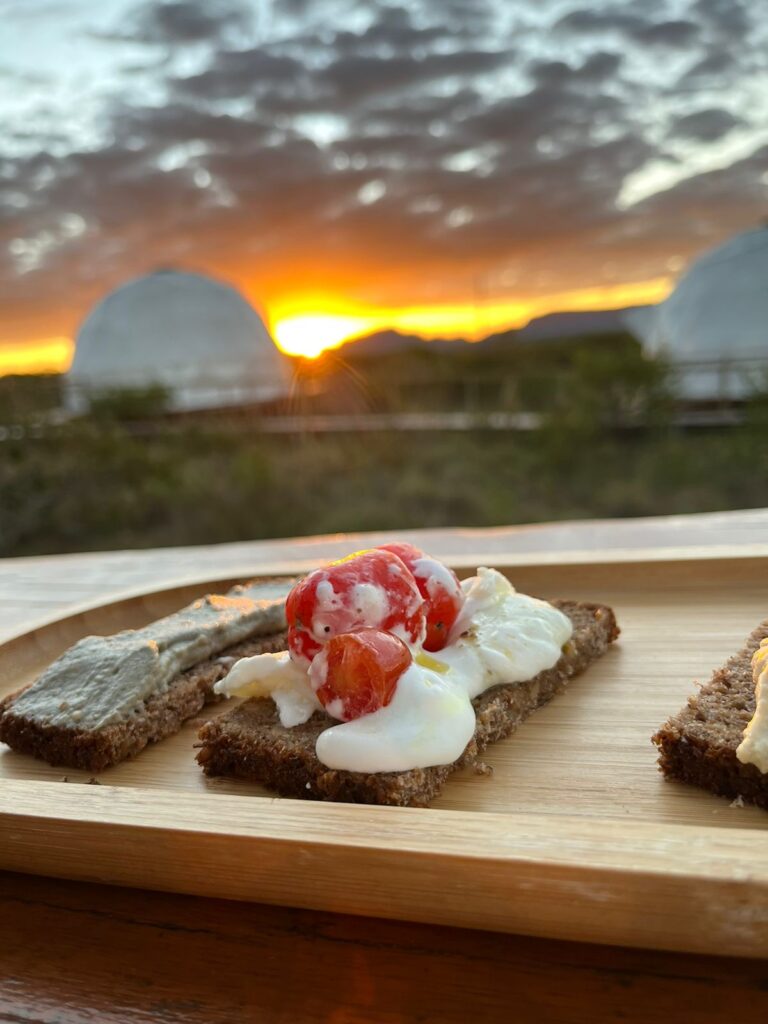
342 305 653 358
512 305 651 342
338 330 463 358
337 330 423 358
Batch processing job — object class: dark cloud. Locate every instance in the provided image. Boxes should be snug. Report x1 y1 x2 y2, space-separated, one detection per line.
529 52 622 88
669 107 743 142
464 78 624 157
555 9 645 35
557 8 698 47
631 19 699 46
692 0 750 39
96 0 252 46
578 51 623 80
320 48 513 99
171 49 304 100
333 6 447 53
678 49 737 84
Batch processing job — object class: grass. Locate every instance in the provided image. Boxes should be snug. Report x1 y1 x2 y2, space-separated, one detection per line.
0 340 764 556
0 420 765 556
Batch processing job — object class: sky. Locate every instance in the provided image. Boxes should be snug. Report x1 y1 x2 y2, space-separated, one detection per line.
1 0 767 366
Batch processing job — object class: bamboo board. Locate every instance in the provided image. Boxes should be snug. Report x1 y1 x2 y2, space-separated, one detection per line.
1 551 767 957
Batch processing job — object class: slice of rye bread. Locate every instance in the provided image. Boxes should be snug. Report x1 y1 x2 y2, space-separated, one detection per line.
196 600 619 807
0 631 287 773
652 619 768 809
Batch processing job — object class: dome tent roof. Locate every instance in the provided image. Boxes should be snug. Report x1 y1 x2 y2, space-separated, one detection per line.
623 227 768 399
67 270 290 412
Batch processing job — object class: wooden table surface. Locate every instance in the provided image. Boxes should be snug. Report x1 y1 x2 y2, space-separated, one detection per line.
2 509 768 1023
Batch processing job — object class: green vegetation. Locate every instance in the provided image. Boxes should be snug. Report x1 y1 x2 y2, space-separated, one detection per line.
0 339 765 557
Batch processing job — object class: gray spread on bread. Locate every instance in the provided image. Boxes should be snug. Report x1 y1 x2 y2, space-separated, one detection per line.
10 580 292 730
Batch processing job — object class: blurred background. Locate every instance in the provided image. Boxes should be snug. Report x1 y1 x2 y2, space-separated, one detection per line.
1 0 767 556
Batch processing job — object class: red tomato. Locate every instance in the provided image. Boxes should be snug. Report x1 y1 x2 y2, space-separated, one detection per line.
309 629 411 721
378 542 464 651
286 548 425 668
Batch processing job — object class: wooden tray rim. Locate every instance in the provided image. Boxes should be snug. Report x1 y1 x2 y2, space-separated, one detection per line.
3 541 767 648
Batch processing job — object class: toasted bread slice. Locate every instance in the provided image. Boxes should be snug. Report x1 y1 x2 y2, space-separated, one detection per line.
653 620 768 809
197 600 619 806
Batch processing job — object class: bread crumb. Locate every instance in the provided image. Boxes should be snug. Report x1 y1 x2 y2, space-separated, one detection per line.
60 775 69 783
87 777 101 785
730 794 745 809
473 761 493 776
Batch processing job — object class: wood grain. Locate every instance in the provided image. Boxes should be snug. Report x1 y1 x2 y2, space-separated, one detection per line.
1 508 766 643
1 551 768 957
2 871 768 1024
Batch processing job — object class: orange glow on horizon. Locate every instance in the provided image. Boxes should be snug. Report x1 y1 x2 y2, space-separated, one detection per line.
0 337 73 376
269 274 672 358
1 275 672 375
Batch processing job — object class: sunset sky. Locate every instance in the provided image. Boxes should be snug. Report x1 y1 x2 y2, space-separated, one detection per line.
1 0 767 367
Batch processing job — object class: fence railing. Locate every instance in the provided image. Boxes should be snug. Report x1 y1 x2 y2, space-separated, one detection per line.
1 357 766 436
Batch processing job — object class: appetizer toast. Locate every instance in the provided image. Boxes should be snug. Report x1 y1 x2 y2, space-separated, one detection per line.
653 619 768 809
197 599 619 806
0 579 292 771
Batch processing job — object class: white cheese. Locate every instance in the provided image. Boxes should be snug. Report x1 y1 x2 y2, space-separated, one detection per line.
216 567 573 773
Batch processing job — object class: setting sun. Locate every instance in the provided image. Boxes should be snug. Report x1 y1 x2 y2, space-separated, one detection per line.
271 314 378 358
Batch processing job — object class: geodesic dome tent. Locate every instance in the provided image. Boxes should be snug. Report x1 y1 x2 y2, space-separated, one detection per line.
66 270 290 412
623 227 768 400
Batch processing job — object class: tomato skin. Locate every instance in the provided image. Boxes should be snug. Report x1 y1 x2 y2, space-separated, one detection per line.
309 629 411 721
377 543 464 651
286 548 425 668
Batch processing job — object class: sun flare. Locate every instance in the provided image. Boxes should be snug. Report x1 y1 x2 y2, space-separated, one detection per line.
272 314 377 359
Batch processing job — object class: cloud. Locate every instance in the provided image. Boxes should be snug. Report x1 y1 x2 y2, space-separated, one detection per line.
556 7 699 47
2 0 768 348
634 142 768 236
333 6 447 53
692 0 749 39
631 19 699 46
669 107 743 141
171 49 304 100
554 8 646 35
678 50 737 84
319 48 514 99
95 0 252 46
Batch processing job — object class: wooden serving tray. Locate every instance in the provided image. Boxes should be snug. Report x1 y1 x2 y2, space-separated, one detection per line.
1 551 767 957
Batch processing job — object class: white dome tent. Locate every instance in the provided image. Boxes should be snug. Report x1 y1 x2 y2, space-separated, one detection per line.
624 227 768 400
66 270 290 413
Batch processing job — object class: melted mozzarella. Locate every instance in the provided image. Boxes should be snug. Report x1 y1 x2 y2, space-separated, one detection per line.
214 650 321 727
316 663 476 772
317 569 572 771
216 567 573 772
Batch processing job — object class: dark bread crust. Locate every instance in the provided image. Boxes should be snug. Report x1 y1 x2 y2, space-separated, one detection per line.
196 601 619 806
0 631 287 772
652 620 768 809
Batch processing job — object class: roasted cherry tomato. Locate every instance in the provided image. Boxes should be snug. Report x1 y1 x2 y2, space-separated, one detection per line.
286 548 425 668
378 542 464 651
309 628 411 721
